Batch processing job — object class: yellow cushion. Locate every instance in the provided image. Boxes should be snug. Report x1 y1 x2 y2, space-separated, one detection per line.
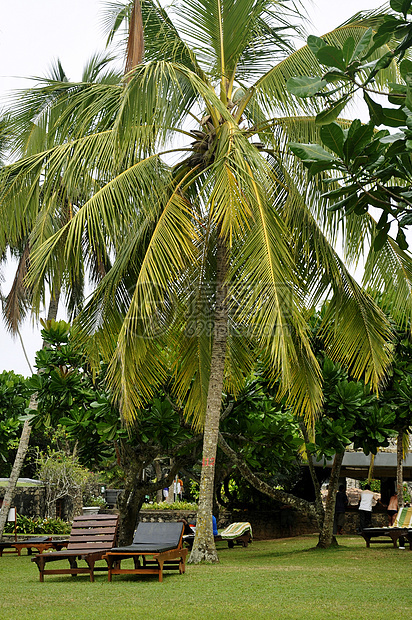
393 506 412 528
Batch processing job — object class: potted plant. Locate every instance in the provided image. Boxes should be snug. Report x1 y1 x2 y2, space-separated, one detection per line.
82 495 107 515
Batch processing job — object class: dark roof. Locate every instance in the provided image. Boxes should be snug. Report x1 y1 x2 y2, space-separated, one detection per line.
310 452 412 480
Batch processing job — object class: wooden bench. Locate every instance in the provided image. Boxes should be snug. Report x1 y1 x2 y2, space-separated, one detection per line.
32 514 118 582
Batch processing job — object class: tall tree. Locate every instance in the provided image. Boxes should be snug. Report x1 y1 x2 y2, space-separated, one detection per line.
1 2 410 558
0 57 119 540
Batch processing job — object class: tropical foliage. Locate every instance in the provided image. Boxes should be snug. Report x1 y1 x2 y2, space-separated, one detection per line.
1 0 412 557
287 0 412 250
0 371 31 475
3 514 71 535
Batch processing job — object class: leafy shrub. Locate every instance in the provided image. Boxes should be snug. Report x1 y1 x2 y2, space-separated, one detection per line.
4 515 71 535
82 494 107 507
359 479 381 493
141 500 198 511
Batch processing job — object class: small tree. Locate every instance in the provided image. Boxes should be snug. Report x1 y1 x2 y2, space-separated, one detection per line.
36 449 96 519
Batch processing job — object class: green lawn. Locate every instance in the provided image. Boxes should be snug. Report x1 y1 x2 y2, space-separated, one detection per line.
1 536 411 620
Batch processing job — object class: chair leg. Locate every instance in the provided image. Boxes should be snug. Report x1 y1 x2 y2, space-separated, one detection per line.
34 556 46 582
106 556 114 581
85 558 96 582
157 559 164 582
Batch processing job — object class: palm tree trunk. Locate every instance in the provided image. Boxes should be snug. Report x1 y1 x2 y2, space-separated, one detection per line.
188 238 228 564
0 416 33 539
0 292 60 540
397 431 404 509
125 0 144 76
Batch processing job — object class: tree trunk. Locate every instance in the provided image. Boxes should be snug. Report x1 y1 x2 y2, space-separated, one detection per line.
0 416 33 539
125 0 144 76
317 452 344 549
188 238 228 564
154 459 164 504
165 459 175 504
301 423 325 528
218 433 317 520
0 292 60 540
397 431 404 509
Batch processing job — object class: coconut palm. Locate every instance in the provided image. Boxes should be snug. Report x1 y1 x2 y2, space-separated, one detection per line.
0 56 120 540
1 0 411 558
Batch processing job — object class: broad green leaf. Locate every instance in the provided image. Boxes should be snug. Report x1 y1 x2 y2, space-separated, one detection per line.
288 142 338 162
286 76 327 97
343 119 374 161
342 37 355 65
396 229 409 250
316 46 347 71
327 193 358 212
315 96 349 126
352 28 373 62
322 185 357 200
380 132 406 143
323 70 352 83
381 107 407 127
390 0 412 15
373 224 391 252
363 29 394 61
388 85 406 106
400 59 412 79
364 92 384 126
307 35 327 55
372 51 396 75
306 161 337 177
320 122 344 157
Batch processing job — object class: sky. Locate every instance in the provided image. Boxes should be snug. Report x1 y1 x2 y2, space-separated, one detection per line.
0 0 385 376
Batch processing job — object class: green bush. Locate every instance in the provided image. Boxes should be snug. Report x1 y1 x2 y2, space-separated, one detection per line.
359 479 381 493
141 500 198 511
4 515 71 535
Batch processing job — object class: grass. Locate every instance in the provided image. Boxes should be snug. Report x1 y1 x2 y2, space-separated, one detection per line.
1 535 411 619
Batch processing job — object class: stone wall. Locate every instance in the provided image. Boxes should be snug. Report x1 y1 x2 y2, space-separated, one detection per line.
138 507 319 540
0 486 45 518
138 506 390 539
340 506 388 534
0 486 77 520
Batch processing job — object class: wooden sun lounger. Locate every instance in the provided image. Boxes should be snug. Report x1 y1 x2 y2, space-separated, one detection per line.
103 522 188 583
32 514 119 582
361 506 412 549
183 521 253 549
0 536 69 556
218 521 252 548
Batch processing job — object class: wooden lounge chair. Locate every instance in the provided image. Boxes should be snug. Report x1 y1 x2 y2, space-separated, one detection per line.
361 506 412 548
32 514 119 582
183 520 252 549
217 521 252 548
103 522 188 583
0 536 49 556
0 536 69 556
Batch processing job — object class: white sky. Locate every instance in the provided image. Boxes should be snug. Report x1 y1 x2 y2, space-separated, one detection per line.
0 0 384 375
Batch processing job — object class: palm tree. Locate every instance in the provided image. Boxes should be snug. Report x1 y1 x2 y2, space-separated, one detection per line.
1 1 411 558
0 56 120 540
